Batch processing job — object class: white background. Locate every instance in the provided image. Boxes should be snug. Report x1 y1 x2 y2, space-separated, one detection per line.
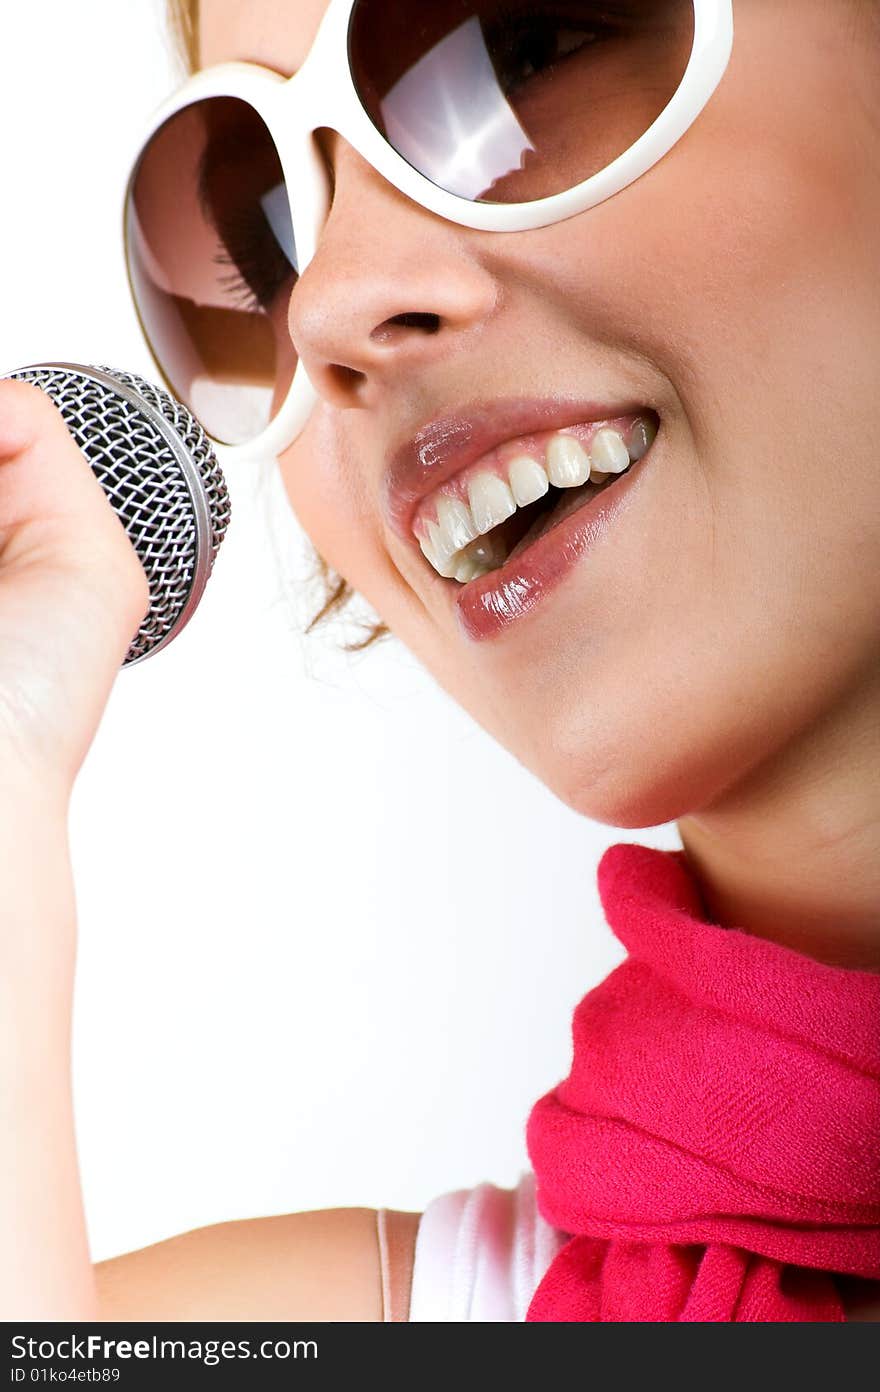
0 1 678 1261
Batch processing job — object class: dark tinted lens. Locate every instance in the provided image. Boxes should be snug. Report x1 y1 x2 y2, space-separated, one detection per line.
126 97 298 446
350 1 694 203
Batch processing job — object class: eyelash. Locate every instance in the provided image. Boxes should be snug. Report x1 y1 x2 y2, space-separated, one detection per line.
212 210 295 314
214 249 263 315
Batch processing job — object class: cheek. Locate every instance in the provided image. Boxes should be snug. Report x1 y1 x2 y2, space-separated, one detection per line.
278 409 371 578
279 408 417 628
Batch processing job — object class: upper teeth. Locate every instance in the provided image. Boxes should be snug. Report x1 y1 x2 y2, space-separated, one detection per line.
417 416 656 581
591 427 632 474
467 472 517 535
509 454 550 507
547 434 591 488
432 495 478 554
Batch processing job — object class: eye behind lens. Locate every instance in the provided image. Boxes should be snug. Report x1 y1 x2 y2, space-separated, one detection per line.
349 0 694 204
127 95 299 446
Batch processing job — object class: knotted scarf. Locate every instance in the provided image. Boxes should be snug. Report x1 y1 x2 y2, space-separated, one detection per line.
526 843 880 1321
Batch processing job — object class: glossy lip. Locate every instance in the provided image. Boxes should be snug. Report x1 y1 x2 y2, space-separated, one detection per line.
454 438 655 642
383 396 651 543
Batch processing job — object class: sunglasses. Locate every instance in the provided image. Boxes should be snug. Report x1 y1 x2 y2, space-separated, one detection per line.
124 0 733 459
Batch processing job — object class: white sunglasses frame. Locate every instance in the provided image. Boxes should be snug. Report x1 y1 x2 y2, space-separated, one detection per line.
125 0 734 463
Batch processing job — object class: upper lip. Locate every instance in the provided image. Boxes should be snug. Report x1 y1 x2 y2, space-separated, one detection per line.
383 396 650 542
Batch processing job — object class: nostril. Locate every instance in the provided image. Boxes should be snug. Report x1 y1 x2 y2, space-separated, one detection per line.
328 364 367 395
390 312 441 333
371 311 442 345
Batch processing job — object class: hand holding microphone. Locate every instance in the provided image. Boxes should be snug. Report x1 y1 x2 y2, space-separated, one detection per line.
0 363 230 796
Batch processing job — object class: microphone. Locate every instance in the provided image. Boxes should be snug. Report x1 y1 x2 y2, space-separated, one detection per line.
1 362 231 668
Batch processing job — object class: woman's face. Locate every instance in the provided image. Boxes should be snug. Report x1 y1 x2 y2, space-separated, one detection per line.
202 0 880 828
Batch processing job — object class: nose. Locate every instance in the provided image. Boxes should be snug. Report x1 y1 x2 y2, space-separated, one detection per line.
289 134 499 410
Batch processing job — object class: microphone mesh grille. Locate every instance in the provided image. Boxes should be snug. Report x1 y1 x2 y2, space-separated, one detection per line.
8 364 231 666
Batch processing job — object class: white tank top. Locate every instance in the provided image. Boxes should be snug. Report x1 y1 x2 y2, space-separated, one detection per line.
406 1172 567 1321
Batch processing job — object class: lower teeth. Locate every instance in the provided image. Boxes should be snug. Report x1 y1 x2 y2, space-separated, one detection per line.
452 535 510 583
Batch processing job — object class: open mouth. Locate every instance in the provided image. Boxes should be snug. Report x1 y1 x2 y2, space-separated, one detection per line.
413 413 659 584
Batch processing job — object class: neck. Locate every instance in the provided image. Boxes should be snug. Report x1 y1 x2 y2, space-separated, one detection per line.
677 669 880 972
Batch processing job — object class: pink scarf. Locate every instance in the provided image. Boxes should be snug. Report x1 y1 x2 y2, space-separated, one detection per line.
526 843 880 1321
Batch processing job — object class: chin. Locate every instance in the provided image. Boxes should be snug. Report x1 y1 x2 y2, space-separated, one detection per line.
502 705 760 833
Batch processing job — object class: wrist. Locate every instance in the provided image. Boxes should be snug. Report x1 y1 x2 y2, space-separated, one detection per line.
0 778 76 969
0 756 72 825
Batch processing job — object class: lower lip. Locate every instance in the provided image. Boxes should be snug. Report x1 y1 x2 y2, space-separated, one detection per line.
454 451 651 642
